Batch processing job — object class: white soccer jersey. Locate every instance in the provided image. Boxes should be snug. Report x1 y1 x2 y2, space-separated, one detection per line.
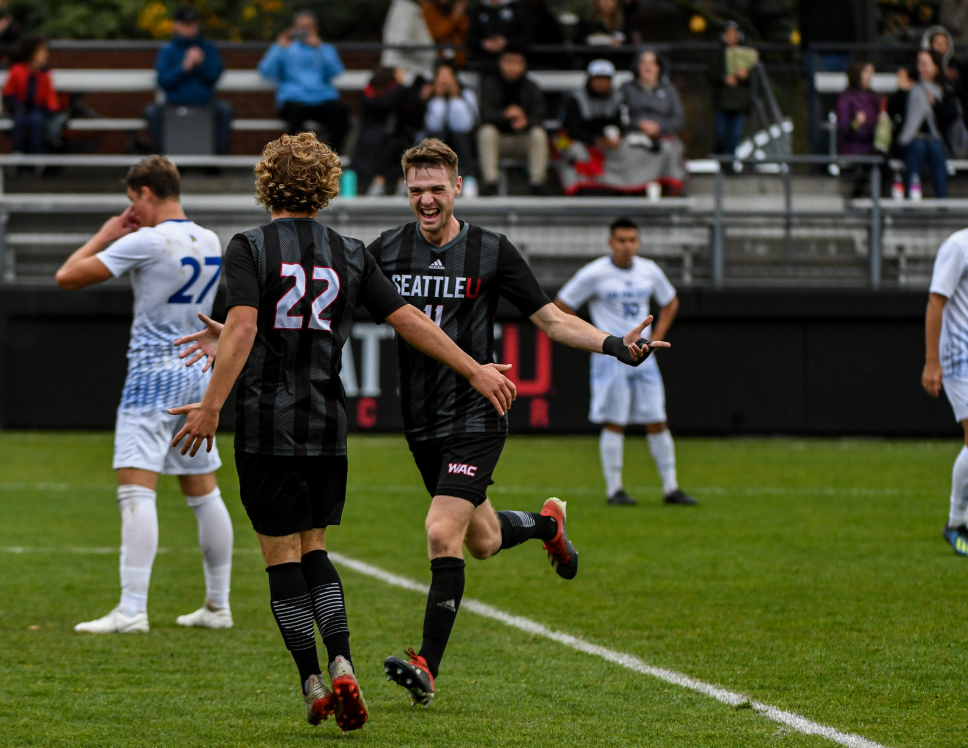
930 229 968 379
557 255 677 337
97 219 222 411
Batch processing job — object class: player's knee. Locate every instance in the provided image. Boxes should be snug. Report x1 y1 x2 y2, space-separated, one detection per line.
426 521 460 557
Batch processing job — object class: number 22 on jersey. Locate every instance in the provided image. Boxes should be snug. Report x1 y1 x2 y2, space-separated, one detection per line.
275 263 340 331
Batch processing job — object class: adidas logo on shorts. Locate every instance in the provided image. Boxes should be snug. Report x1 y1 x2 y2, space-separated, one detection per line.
429 259 445 270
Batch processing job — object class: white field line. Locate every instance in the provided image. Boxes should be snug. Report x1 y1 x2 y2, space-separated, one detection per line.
328 552 891 748
0 482 903 498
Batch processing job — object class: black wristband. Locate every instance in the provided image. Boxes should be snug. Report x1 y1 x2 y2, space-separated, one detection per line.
602 335 652 367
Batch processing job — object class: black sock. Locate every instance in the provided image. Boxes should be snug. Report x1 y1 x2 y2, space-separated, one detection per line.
418 557 465 679
266 562 321 689
301 549 352 669
496 511 557 550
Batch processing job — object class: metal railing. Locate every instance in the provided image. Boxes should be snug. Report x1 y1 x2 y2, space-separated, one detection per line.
711 154 886 289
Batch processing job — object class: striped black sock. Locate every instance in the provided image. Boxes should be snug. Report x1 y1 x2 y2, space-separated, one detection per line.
301 550 352 668
496 510 557 550
267 562 321 688
419 556 465 679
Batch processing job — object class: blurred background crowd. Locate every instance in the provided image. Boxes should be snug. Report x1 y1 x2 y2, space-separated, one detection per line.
2 0 968 199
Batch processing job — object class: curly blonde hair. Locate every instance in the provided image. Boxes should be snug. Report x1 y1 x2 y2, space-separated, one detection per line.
255 132 342 214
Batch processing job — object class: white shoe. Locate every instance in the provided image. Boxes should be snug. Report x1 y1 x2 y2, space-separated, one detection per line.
303 673 336 726
176 606 233 629
75 607 149 634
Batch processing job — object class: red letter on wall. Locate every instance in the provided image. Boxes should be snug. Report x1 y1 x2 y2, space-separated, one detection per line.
357 397 377 429
502 324 552 396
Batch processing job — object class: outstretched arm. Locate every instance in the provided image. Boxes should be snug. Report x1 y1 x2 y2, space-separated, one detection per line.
387 304 516 415
169 305 258 456
55 207 140 290
531 301 669 364
923 292 947 397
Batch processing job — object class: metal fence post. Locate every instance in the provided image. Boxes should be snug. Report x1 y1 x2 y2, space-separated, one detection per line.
869 162 882 290
713 163 724 287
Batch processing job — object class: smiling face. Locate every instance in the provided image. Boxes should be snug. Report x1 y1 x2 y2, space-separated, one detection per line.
407 166 462 239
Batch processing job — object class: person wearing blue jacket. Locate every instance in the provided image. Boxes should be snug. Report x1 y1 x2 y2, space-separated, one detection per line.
144 6 234 154
257 10 350 154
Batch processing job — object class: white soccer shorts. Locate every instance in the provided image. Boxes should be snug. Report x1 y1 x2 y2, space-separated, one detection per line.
589 353 667 426
113 408 222 475
944 377 968 423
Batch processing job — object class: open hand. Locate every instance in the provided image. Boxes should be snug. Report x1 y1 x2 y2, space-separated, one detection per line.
174 312 223 372
922 361 943 397
168 403 218 456
469 363 517 416
623 316 671 360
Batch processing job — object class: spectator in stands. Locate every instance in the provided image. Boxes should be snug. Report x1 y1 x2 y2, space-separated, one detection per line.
382 0 436 76
835 60 880 156
2 35 59 154
709 21 752 156
467 0 529 73
619 48 686 190
575 0 629 47
423 0 471 68
477 48 549 194
257 10 350 154
898 50 950 198
423 61 479 192
575 0 634 68
144 6 233 155
353 66 409 196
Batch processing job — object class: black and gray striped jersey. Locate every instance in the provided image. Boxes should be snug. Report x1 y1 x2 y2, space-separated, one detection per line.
369 221 551 441
223 218 406 456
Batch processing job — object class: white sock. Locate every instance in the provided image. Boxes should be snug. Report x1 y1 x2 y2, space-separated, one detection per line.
117 485 158 617
949 446 968 527
186 488 233 610
599 429 625 497
647 430 679 495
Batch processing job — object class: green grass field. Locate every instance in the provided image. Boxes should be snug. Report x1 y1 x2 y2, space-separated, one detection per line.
0 431 966 748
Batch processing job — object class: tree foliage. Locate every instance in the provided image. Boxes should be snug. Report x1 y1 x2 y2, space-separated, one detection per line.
7 0 393 41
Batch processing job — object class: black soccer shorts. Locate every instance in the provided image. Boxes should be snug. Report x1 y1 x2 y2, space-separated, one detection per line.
235 451 347 537
408 433 506 507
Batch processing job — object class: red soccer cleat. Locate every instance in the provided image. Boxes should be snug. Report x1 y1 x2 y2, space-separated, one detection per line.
540 497 579 579
328 656 368 731
384 647 435 706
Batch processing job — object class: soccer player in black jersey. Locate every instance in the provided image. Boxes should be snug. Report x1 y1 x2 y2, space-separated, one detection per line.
372 139 669 706
168 133 517 732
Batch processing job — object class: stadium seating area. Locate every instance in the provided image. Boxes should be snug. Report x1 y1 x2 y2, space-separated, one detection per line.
0 38 963 291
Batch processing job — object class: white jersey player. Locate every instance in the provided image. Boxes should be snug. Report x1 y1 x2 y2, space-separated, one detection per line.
556 217 696 506
55 156 234 632
924 228 968 555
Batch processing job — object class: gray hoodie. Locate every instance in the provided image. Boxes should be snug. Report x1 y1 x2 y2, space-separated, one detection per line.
619 50 685 135
899 80 945 145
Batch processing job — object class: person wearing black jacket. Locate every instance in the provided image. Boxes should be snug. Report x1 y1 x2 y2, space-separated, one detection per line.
477 49 549 194
467 0 530 72
709 22 752 155
352 66 430 196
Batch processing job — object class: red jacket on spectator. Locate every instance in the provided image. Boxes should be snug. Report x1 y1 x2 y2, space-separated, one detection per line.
2 62 59 111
